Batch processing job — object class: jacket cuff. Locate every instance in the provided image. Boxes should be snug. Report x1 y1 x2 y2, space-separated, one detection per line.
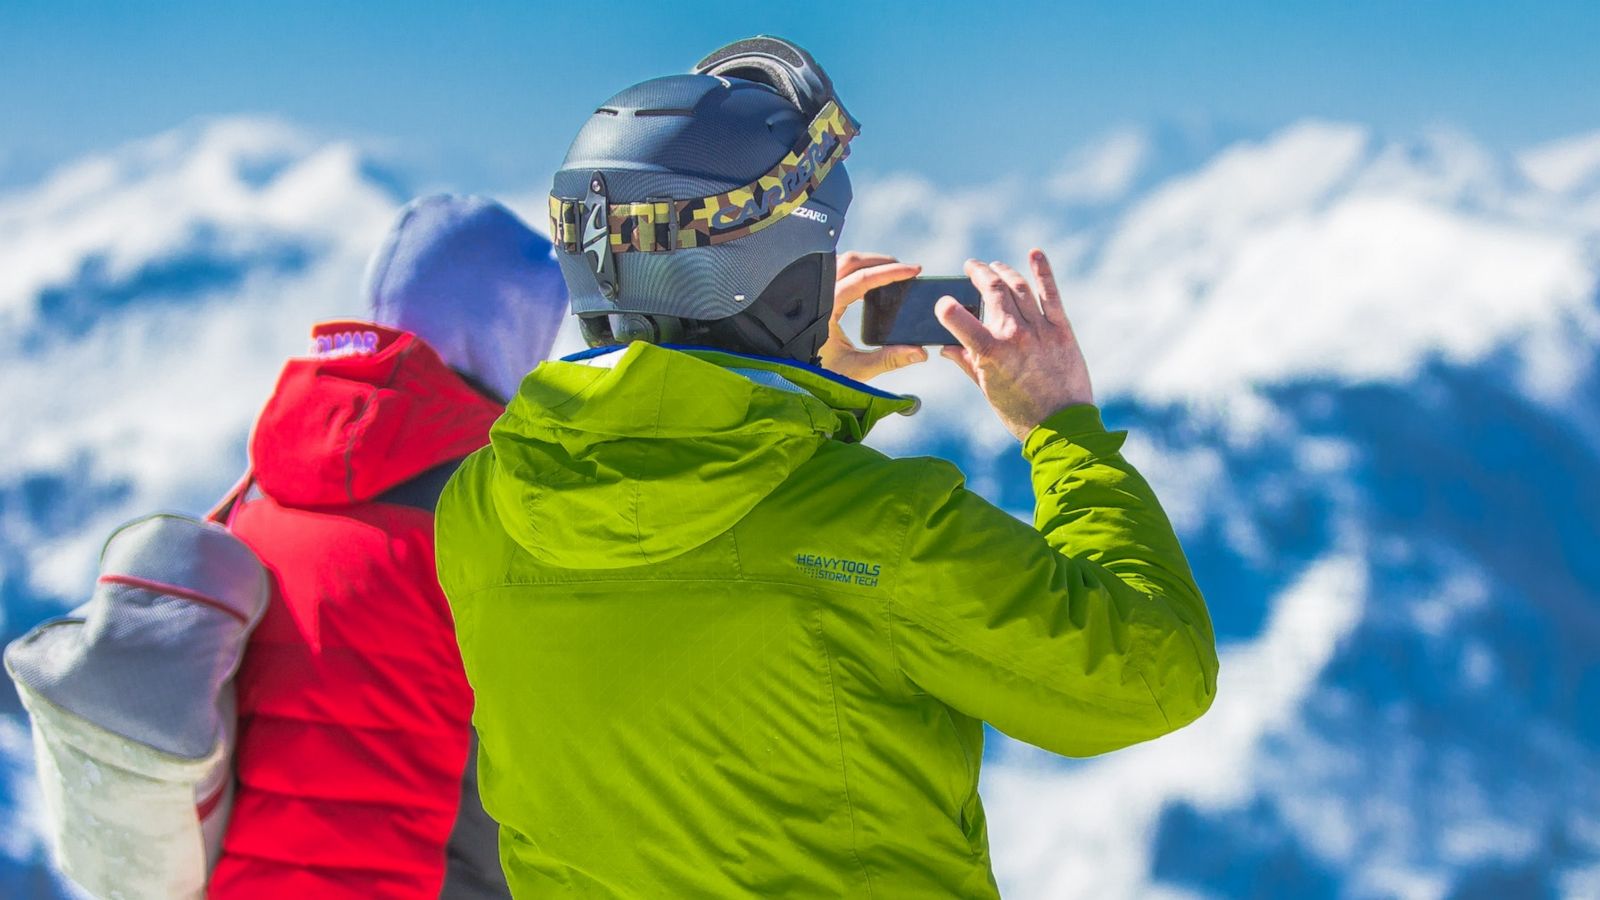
1022 404 1108 459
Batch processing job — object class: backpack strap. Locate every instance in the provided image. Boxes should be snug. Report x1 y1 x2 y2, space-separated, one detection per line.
208 458 465 524
207 471 254 526
373 459 468 513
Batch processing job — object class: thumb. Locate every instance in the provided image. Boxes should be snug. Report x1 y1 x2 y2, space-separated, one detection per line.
859 344 929 380
879 344 928 374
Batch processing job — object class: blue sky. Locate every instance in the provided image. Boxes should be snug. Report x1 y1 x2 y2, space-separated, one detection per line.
2 1 1597 190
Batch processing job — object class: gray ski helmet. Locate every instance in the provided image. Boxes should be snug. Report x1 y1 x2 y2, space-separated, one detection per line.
548 36 857 363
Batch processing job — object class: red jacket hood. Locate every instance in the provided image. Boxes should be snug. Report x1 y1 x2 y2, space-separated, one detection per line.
250 322 504 508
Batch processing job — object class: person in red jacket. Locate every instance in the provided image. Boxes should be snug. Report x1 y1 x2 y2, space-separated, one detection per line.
208 194 568 899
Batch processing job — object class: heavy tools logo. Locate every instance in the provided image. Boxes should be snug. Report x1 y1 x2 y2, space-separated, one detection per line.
793 552 882 588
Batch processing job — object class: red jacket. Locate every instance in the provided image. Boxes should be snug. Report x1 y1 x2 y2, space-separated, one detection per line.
209 323 503 899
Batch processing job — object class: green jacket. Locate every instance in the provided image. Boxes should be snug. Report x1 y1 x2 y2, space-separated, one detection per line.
436 342 1217 898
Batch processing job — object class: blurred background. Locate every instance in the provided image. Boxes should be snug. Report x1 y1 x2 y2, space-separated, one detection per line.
3 2 1599 897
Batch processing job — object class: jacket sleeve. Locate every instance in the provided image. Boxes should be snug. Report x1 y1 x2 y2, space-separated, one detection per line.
887 404 1218 757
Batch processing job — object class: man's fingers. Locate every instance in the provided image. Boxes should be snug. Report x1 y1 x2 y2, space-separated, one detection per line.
964 259 1020 331
834 262 921 321
1029 249 1068 327
836 250 902 279
936 295 992 355
991 260 1040 326
940 345 979 384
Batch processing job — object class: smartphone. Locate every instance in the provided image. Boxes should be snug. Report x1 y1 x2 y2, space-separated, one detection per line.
860 277 982 346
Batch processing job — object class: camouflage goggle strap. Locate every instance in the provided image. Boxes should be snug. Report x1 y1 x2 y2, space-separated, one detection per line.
549 99 858 256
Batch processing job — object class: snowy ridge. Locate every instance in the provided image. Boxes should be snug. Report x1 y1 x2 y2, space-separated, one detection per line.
0 117 394 332
857 121 1600 429
1520 130 1600 196
0 118 401 602
2 115 1599 898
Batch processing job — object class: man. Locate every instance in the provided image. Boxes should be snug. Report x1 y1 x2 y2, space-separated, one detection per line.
209 195 566 899
436 38 1218 897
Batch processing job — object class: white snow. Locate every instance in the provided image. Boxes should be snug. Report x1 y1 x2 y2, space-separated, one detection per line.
982 553 1369 899
0 118 393 331
1519 130 1600 194
0 717 42 862
852 119 1600 436
1047 128 1151 204
0 118 398 598
3 114 1599 895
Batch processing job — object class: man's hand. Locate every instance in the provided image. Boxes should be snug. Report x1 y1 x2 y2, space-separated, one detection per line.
935 249 1094 441
818 251 929 382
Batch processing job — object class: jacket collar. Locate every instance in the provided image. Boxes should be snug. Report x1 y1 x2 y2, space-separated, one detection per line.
561 343 918 442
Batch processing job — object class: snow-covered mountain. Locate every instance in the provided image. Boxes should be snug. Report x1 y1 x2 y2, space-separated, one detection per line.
2 116 1597 899
857 120 1600 899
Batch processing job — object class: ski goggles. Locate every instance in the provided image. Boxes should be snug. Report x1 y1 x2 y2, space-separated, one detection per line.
547 99 856 255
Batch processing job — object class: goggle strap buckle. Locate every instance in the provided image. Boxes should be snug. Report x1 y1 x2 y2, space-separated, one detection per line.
582 172 619 300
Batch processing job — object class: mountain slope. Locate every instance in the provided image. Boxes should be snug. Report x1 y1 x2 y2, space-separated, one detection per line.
2 116 1597 899
854 119 1600 899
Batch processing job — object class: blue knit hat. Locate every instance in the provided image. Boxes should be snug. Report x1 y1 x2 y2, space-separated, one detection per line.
365 194 568 403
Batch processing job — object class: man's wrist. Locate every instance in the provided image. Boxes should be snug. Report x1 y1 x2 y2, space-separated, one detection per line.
1022 403 1108 459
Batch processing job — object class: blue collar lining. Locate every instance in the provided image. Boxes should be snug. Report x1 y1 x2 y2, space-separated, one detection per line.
559 343 908 401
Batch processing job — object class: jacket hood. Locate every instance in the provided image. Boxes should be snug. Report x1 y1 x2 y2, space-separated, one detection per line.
251 322 503 508
365 194 568 404
489 342 915 569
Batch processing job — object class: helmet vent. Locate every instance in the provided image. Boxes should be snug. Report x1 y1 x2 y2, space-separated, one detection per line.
634 108 695 117
594 107 620 116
